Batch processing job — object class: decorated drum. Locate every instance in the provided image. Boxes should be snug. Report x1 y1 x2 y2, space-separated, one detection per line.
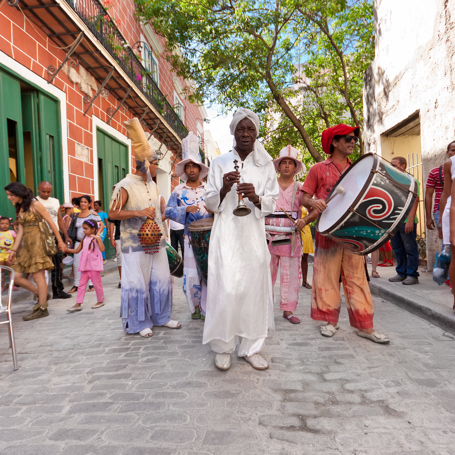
317 153 417 255
188 217 214 285
166 243 183 278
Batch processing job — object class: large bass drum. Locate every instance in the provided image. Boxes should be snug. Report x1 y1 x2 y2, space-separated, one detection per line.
188 217 214 285
317 153 417 255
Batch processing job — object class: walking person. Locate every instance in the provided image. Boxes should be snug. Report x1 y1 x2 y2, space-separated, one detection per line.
165 132 210 320
108 118 180 338
388 157 420 285
266 145 306 325
4 182 66 320
66 220 105 312
67 195 104 294
301 124 389 343
94 200 109 263
36 181 72 299
203 108 279 370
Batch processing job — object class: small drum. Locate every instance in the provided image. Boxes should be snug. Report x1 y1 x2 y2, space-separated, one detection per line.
188 217 213 285
317 153 417 255
166 243 183 277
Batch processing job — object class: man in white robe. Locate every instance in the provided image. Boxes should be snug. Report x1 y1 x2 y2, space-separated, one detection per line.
202 108 279 371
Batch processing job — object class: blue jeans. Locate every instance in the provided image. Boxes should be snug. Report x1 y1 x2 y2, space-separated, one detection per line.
390 223 420 278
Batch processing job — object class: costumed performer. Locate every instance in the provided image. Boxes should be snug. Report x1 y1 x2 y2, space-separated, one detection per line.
266 145 306 325
301 124 389 344
108 118 181 338
202 108 279 371
165 132 211 320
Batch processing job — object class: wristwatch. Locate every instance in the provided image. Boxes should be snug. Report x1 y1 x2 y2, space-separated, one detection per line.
253 197 262 207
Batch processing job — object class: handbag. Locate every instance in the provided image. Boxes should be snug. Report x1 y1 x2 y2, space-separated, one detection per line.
67 214 78 243
38 215 58 256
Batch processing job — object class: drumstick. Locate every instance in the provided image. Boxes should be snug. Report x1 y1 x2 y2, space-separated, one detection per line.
280 207 296 225
326 185 345 204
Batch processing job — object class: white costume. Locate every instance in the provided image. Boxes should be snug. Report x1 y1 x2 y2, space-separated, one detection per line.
442 155 455 245
202 109 279 357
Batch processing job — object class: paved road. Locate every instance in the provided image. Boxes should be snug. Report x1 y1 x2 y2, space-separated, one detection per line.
1 264 455 455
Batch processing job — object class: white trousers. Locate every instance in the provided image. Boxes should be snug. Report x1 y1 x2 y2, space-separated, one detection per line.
210 336 265 357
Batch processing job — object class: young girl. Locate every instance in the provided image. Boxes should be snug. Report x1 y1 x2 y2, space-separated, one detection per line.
66 220 105 312
0 217 16 302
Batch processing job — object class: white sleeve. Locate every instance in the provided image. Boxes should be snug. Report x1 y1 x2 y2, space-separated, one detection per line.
204 160 228 213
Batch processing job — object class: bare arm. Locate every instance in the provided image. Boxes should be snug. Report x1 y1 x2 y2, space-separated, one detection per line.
57 209 69 240
438 160 452 224
95 235 105 252
425 187 435 230
8 223 23 264
160 196 167 222
405 196 419 234
66 242 83 255
109 222 116 248
33 201 66 250
108 188 155 220
301 191 327 213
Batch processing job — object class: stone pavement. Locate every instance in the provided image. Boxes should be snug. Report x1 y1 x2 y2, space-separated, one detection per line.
1 262 455 455
366 260 455 334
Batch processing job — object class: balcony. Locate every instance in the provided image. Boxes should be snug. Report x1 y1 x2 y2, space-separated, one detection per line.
7 0 188 149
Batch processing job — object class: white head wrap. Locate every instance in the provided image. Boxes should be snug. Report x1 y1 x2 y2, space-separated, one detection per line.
229 108 272 166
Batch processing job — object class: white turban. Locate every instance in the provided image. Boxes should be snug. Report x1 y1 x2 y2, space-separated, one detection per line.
229 108 272 166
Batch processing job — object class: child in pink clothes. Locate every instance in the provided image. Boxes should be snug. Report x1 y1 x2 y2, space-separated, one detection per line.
66 220 105 312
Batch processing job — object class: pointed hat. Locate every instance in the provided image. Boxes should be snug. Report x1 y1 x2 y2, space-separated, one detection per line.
175 132 209 182
124 118 158 172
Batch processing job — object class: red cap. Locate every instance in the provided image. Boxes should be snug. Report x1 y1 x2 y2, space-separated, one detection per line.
321 124 360 155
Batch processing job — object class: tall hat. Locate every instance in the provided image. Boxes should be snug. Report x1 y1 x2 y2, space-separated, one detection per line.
273 145 305 174
124 118 158 172
321 124 360 155
175 132 209 182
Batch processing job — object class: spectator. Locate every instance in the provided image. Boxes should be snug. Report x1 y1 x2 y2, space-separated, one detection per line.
426 141 455 234
169 219 184 257
388 157 420 285
36 181 72 299
94 200 109 263
4 182 66 321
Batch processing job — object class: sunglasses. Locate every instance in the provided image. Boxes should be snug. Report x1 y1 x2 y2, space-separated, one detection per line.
343 135 359 144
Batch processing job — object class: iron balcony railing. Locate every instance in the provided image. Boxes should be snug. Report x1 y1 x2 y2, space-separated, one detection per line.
67 0 188 139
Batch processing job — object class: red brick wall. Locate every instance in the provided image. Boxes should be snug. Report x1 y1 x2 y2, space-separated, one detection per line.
0 0 202 201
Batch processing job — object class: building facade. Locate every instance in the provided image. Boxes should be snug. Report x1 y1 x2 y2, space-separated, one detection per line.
0 0 206 245
363 0 455 267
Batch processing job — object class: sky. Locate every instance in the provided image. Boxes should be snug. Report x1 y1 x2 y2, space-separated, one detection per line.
204 106 233 155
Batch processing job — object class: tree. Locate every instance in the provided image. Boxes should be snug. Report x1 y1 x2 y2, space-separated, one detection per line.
135 0 374 163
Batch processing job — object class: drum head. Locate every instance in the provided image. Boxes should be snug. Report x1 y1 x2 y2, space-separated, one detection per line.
318 154 375 233
188 217 214 232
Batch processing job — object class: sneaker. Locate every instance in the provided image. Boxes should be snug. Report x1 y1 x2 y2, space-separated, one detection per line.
103 260 107 265
389 275 406 283
403 276 419 285
52 291 72 299
22 307 49 321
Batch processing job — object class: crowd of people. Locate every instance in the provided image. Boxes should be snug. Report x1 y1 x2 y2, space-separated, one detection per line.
1 109 455 371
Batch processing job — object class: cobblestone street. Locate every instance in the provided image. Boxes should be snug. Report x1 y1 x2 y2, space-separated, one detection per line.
1 265 455 455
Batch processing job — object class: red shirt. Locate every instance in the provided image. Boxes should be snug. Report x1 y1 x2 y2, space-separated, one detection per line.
302 157 352 200
426 166 444 213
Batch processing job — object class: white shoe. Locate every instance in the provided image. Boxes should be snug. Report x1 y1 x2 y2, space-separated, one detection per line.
243 353 269 370
162 319 181 329
215 353 231 370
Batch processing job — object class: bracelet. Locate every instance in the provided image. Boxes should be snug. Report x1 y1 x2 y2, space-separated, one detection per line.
253 198 262 207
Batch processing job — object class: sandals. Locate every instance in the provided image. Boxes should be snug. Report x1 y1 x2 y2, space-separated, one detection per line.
162 320 181 329
283 313 300 324
320 324 339 337
372 271 380 278
92 302 105 309
88 285 95 292
67 306 82 313
302 282 312 289
378 260 393 267
68 286 78 294
139 328 153 338
357 330 390 344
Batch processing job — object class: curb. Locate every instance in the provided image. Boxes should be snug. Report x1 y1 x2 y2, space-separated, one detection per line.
369 281 455 336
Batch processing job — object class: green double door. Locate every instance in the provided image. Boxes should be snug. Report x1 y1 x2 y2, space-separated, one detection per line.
0 68 63 219
96 128 128 256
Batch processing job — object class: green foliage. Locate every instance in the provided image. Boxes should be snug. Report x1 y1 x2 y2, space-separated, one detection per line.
135 0 374 164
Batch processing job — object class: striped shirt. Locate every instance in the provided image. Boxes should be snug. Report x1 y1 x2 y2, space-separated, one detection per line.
426 166 444 213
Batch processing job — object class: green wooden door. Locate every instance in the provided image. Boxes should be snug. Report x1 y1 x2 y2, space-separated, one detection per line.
96 128 128 256
0 71 25 219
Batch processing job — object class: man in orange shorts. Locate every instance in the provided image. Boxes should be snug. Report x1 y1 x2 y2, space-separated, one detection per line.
301 124 389 344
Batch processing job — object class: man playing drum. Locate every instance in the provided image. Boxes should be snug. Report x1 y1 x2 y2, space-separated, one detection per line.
165 132 211 320
203 108 279 371
266 145 306 324
301 124 389 344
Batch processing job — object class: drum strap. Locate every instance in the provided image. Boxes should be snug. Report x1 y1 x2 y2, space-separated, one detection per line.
290 182 298 253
